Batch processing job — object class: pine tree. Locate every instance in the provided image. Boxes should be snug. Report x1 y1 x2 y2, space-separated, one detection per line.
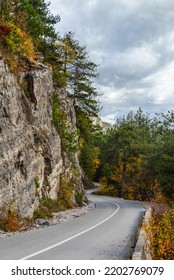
58 32 101 117
98 109 174 201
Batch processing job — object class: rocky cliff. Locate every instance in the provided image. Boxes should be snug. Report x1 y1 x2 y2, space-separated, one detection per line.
0 55 84 218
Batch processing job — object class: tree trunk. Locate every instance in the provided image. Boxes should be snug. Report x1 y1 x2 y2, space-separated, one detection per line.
121 162 126 197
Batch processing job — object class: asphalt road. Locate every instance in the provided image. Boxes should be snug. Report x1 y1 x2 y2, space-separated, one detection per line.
0 192 145 259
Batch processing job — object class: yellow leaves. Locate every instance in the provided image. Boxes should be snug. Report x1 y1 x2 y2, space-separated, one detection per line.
93 158 100 168
59 37 77 58
96 178 119 197
79 137 84 148
0 21 36 62
92 146 100 168
145 209 174 260
111 164 123 183
93 146 100 169
131 156 142 171
57 37 77 73
15 26 35 60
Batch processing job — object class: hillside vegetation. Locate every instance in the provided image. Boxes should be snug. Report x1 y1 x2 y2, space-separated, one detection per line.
0 0 101 186
0 1 173 259
94 108 174 259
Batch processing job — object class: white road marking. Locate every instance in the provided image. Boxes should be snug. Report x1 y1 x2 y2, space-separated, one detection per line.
20 201 120 260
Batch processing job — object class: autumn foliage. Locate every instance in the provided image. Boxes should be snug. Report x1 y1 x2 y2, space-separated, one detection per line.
0 23 11 37
1 22 35 59
0 0 60 68
0 205 21 232
145 208 174 260
94 109 174 259
96 109 174 203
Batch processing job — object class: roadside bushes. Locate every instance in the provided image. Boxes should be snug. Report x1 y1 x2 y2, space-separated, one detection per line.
0 204 21 232
145 207 174 260
94 178 119 197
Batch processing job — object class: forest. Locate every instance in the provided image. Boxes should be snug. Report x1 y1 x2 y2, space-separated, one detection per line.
0 0 173 259
93 109 174 259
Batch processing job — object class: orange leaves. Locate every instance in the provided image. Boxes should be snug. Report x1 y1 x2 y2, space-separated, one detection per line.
15 26 35 60
0 23 11 38
0 21 36 64
93 158 100 169
0 205 21 232
145 208 174 260
2 210 21 232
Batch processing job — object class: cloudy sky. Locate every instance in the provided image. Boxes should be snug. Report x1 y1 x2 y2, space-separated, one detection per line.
50 0 174 123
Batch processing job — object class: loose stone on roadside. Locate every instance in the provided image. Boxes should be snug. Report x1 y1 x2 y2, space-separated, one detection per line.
0 201 95 238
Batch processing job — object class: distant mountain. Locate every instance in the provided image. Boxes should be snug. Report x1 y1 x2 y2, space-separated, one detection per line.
91 116 112 130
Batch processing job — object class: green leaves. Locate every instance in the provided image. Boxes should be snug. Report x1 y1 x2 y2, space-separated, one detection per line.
0 0 60 66
57 32 100 117
14 0 60 40
99 109 174 201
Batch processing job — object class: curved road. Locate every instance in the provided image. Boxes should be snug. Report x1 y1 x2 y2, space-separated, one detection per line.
0 192 145 259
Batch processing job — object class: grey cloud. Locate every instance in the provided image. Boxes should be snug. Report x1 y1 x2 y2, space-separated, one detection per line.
50 0 174 121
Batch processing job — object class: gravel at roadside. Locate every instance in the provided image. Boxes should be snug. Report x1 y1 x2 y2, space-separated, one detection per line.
0 201 95 239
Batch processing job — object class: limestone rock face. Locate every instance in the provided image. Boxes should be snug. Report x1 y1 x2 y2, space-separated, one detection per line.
58 89 84 193
0 56 84 217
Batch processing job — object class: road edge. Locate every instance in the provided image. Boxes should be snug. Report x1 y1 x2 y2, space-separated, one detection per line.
132 207 152 260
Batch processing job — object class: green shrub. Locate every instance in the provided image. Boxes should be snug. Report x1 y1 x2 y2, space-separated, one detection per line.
52 68 67 88
75 191 84 206
34 177 40 189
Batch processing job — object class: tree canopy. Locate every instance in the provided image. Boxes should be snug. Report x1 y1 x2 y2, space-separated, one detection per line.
96 109 174 202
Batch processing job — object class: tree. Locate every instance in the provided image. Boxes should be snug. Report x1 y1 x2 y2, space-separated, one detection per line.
0 0 60 64
75 107 101 186
55 32 101 186
146 111 174 200
98 109 151 198
98 108 174 201
58 32 101 117
13 0 60 40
